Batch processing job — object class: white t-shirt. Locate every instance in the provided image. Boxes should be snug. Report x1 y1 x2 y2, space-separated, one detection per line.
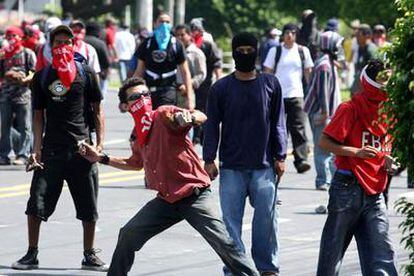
76 41 101 74
115 30 137 61
263 43 314 98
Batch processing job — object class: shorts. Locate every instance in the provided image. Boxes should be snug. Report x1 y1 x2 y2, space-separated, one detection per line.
150 86 177 109
25 146 99 222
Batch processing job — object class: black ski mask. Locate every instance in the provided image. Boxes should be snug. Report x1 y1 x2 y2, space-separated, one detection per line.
232 32 258 72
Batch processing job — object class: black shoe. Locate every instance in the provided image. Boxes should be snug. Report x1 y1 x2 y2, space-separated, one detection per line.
0 157 11 165
295 161 311 173
81 248 108 272
11 247 39 270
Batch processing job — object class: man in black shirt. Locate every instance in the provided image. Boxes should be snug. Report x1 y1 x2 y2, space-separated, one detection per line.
133 13 194 109
11 25 107 271
85 21 111 98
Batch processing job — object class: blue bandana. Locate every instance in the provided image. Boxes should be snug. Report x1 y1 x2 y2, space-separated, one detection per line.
154 23 172 51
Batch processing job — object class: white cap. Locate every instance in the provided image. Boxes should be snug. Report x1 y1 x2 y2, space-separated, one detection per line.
270 28 282 36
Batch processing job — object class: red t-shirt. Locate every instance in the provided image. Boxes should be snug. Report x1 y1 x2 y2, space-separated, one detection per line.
323 102 392 195
127 105 211 203
105 26 116 48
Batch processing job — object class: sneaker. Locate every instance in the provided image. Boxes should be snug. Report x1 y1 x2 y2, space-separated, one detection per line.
81 248 108 272
0 157 11 165
315 205 328 214
11 247 39 270
260 272 279 276
12 157 27 166
316 184 329 191
295 161 311 173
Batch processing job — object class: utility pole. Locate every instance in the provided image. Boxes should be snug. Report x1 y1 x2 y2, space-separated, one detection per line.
18 0 24 22
164 0 174 24
136 0 153 31
175 0 185 24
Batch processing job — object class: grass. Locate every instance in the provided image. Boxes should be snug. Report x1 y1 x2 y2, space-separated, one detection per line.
341 88 351 102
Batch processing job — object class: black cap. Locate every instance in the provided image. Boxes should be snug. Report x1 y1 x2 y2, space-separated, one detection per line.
50 25 74 44
232 32 258 51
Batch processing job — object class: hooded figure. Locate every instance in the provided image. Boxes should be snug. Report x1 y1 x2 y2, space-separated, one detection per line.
298 9 319 60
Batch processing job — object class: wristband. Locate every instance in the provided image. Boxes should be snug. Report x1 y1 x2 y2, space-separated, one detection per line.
99 153 110 165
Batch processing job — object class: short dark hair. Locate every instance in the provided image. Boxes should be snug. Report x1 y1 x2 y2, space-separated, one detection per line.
118 77 147 103
365 59 386 81
175 24 191 34
358 24 372 36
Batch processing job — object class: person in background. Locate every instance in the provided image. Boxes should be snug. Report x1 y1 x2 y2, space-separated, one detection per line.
105 18 118 63
0 26 36 165
175 24 206 109
22 25 41 53
350 24 377 94
204 32 287 276
114 24 136 82
133 13 194 110
190 18 214 43
325 18 339 33
69 20 101 76
85 21 111 98
264 23 314 174
373 24 390 48
317 59 397 276
190 18 222 144
259 27 281 70
304 31 344 191
35 17 62 71
297 9 320 61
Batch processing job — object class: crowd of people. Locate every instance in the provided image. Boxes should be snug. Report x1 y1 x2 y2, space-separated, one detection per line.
0 7 411 276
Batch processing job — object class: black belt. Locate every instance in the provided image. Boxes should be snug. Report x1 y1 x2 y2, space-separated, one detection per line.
148 85 176 93
193 186 209 196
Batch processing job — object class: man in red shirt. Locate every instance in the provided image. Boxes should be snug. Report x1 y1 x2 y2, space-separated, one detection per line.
316 59 397 276
79 77 258 276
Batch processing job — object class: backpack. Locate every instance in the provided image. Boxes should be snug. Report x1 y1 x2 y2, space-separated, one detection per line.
273 44 309 95
40 61 96 133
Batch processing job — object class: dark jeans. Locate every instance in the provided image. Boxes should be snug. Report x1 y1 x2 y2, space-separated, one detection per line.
0 101 31 160
108 189 258 276
284 97 308 166
193 80 211 144
317 172 398 276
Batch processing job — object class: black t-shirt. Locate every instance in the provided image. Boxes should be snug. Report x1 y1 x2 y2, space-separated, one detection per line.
32 64 102 148
85 35 111 73
137 36 186 87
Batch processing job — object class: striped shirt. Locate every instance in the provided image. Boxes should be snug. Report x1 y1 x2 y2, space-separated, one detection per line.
304 54 340 116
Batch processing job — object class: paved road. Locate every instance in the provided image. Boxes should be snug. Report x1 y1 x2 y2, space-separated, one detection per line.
0 89 410 276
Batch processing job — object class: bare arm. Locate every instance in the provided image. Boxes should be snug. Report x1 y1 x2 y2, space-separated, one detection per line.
263 67 274 74
178 61 195 110
32 110 44 155
320 133 378 159
106 156 142 171
92 102 105 152
190 109 207 125
304 67 312 84
133 59 146 78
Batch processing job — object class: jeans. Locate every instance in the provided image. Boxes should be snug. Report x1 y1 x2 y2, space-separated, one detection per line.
0 101 31 160
118 60 129 82
107 189 258 276
219 168 279 274
309 113 336 187
317 172 398 276
284 97 309 166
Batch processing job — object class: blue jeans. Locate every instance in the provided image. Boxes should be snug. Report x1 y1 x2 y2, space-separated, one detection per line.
309 114 336 187
220 168 279 274
317 172 398 276
0 101 31 160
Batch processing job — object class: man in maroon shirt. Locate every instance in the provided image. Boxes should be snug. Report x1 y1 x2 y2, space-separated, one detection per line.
79 77 258 276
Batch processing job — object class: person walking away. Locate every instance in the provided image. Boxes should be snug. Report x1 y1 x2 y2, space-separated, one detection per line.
114 24 136 82
204 32 287 276
263 23 314 173
304 31 344 191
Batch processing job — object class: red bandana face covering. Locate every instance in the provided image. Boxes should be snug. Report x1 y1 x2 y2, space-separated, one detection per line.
4 38 23 59
128 96 155 146
52 44 77 90
192 32 203 48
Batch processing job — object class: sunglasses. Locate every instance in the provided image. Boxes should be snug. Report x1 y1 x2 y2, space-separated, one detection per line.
126 90 151 102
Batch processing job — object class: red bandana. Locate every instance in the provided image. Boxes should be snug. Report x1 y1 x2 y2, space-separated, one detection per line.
193 32 203 48
129 96 155 146
52 44 77 90
22 37 38 51
4 38 23 59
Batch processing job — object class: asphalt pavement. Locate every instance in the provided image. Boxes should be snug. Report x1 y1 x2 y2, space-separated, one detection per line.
0 88 411 276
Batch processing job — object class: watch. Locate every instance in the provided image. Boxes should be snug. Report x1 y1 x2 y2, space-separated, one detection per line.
99 153 110 165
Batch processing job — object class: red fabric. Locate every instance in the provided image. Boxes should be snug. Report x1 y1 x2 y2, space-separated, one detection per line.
129 96 155 146
4 38 23 59
52 44 77 89
22 37 38 51
5 26 24 38
323 76 391 195
105 26 116 47
35 45 47 72
127 105 211 203
193 32 203 48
